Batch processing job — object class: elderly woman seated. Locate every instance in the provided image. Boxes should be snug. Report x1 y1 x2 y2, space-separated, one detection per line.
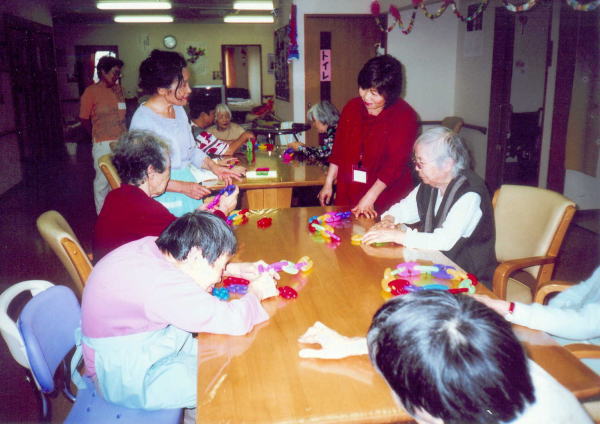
362 126 497 286
82 211 278 415
93 130 238 261
288 100 340 165
190 97 253 156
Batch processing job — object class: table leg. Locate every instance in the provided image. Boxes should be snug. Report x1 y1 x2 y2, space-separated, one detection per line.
243 188 292 209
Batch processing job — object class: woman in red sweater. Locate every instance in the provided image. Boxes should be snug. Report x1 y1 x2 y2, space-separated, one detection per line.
94 130 237 261
318 55 418 218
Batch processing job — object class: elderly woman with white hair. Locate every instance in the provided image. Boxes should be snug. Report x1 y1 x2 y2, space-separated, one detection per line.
288 101 340 165
207 103 255 143
362 126 497 285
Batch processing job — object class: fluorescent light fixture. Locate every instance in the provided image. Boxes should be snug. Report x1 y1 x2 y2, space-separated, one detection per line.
98 1 172 9
114 15 173 22
233 1 274 10
224 15 274 23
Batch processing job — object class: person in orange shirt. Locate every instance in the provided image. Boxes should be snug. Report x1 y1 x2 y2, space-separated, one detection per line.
80 56 127 214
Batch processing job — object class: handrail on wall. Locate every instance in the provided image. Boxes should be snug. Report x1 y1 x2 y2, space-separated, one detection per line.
419 120 487 135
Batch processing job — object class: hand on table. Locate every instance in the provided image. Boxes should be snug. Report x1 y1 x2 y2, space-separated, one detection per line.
248 273 279 301
298 321 368 359
179 181 212 199
368 215 396 231
471 294 511 317
226 260 280 281
212 165 243 185
351 198 378 219
361 227 405 246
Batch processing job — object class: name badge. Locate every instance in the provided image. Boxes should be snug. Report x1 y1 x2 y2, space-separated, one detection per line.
353 169 367 183
117 102 126 110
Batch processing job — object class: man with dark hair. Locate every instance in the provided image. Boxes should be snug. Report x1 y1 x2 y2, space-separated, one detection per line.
298 291 591 423
188 91 251 156
80 55 127 213
80 211 278 412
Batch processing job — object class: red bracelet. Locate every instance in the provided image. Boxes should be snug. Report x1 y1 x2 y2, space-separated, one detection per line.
508 302 515 314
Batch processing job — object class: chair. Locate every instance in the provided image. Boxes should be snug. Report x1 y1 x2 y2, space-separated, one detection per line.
441 116 464 133
18 285 183 423
493 185 576 302
534 280 600 419
98 154 121 190
0 280 54 373
36 210 93 294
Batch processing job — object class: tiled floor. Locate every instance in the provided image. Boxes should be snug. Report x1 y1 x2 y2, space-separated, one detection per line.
0 141 598 423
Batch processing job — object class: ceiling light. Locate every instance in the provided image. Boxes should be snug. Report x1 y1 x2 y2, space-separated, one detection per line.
114 15 173 22
224 15 274 23
233 1 274 10
97 1 172 10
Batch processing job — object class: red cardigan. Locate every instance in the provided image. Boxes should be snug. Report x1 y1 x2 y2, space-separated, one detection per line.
94 184 225 261
328 96 418 213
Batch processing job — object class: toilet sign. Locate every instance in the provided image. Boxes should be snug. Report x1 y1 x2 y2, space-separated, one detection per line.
320 49 331 82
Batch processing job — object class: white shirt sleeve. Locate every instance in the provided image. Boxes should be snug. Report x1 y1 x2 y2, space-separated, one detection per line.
381 185 421 225
402 192 483 251
507 301 600 341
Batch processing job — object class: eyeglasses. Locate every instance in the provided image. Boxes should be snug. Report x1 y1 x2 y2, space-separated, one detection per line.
411 154 435 170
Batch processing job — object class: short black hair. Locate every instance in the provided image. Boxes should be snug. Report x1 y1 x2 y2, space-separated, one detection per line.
138 49 187 96
188 90 218 120
156 211 237 264
113 130 169 186
97 56 124 79
357 55 403 107
367 291 534 424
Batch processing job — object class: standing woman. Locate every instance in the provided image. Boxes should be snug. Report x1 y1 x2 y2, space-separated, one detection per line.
130 50 240 217
318 55 418 218
79 56 126 214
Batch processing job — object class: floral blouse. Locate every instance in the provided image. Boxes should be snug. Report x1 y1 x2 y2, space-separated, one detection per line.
297 126 336 165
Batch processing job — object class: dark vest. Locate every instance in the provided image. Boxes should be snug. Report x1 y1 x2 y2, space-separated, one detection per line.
415 170 497 287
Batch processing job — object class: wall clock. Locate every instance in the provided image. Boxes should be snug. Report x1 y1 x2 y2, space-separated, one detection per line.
163 35 177 49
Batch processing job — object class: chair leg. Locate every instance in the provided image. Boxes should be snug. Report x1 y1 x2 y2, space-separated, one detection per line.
40 392 51 423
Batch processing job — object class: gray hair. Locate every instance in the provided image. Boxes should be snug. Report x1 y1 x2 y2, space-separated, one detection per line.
214 103 232 119
113 130 170 186
306 101 340 127
415 127 470 177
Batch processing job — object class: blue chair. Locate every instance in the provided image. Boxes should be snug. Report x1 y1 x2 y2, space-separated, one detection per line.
18 285 183 423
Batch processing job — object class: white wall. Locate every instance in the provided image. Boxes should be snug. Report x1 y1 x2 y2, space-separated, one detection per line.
387 7 459 121
509 3 551 113
453 0 496 177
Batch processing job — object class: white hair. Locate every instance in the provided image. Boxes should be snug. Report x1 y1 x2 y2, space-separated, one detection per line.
415 127 470 176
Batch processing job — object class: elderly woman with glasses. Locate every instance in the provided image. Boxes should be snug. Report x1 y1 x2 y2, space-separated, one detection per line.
362 126 497 286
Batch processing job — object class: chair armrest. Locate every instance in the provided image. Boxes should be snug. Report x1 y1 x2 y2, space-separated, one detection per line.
493 256 556 299
533 280 575 304
565 343 600 359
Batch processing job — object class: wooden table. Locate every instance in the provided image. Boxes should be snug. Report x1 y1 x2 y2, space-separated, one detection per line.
209 150 327 209
196 207 600 423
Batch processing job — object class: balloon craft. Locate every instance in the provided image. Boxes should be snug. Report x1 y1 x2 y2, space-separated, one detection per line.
380 262 479 298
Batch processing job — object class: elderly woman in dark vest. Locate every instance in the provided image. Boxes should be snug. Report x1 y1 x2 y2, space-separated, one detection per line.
362 126 497 286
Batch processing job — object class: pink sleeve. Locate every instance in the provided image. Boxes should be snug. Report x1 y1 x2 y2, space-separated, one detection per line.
146 280 268 335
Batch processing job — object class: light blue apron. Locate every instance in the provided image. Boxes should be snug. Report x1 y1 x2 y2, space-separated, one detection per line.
72 326 198 410
155 167 203 217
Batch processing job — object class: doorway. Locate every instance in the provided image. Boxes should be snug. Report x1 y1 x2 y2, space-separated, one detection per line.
304 15 386 147
221 45 262 102
485 4 552 191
